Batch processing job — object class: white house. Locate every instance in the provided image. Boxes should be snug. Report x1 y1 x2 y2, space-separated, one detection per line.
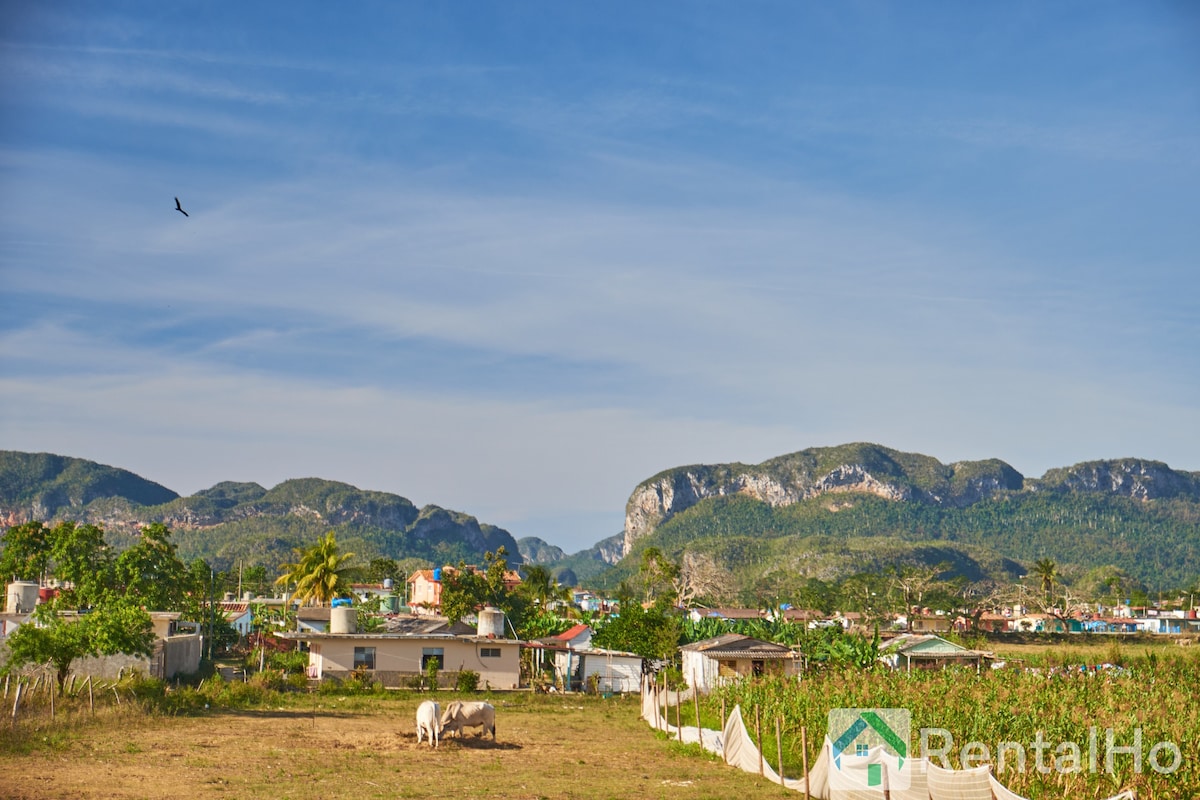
282 613 522 689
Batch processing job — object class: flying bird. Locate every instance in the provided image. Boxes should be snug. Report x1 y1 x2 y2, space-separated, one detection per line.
174 197 189 217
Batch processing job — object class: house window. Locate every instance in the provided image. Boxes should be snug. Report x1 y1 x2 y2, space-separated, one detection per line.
480 647 501 658
354 647 376 670
421 647 444 671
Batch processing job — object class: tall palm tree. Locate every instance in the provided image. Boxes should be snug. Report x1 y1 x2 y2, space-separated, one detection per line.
275 531 356 606
522 564 570 609
1033 558 1058 604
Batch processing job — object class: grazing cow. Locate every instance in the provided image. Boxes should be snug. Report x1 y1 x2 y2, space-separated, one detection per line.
439 700 496 740
415 700 441 747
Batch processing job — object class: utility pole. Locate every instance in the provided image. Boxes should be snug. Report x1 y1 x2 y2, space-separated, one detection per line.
208 569 216 662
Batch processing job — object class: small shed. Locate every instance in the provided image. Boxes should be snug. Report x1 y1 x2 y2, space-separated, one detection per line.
553 647 642 694
680 633 798 692
879 634 992 672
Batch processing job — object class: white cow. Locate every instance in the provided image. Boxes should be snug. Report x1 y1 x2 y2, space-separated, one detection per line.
415 700 441 747
439 700 496 740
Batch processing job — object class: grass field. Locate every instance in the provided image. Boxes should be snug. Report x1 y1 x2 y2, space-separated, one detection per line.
2 636 1195 799
0 687 801 800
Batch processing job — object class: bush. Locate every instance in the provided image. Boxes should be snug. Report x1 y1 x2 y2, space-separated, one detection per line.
344 666 380 693
455 669 480 692
250 669 288 692
266 650 310 675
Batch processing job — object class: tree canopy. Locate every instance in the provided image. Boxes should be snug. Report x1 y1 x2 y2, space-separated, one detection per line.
274 530 356 606
0 520 193 690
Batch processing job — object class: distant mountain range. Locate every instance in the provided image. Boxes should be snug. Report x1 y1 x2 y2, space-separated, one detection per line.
2 445 1197 597
617 442 1200 595
0 451 523 571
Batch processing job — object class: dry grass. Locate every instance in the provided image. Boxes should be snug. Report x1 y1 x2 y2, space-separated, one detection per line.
0 691 800 800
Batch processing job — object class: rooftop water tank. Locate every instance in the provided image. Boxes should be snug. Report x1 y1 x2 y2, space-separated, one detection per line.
432 567 442 581
382 578 393 590
330 606 357 634
478 606 506 638
6 581 38 614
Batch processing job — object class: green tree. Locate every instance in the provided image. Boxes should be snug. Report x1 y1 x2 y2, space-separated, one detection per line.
242 564 269 596
5 599 155 690
364 557 402 585
49 521 112 605
591 599 680 661
0 520 186 691
113 523 190 611
1033 558 1058 603
439 546 527 628
0 520 50 582
274 531 356 606
520 564 569 609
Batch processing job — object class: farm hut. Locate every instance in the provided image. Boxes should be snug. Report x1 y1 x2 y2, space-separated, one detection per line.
680 633 798 692
879 634 993 672
551 646 642 693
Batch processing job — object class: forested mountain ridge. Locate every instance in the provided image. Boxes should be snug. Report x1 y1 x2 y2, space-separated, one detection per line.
616 443 1200 595
0 451 518 571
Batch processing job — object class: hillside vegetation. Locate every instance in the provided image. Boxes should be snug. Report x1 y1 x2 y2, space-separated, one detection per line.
0 451 518 572
609 443 1200 598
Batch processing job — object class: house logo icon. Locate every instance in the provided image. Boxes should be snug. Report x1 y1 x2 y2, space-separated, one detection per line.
827 708 911 790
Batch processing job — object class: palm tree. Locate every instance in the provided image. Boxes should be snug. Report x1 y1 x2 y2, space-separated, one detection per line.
1033 558 1058 604
522 565 570 609
275 531 356 606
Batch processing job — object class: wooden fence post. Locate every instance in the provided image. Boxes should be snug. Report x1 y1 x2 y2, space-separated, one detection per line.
756 704 763 777
720 698 728 765
692 672 700 735
675 693 681 741
11 680 23 728
776 716 784 784
802 725 810 800
87 676 94 716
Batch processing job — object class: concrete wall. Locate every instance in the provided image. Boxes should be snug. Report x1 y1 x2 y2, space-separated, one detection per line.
70 633 202 681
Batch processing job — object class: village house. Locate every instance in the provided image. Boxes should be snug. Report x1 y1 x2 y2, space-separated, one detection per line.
282 610 522 689
909 614 953 634
879 634 993 672
216 601 253 638
680 633 799 692
407 567 522 615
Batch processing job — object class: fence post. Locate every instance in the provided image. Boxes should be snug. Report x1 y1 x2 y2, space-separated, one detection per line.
720 698 728 764
692 672 700 736
756 704 763 777
87 676 94 716
776 716 784 784
11 680 23 728
802 725 810 800
675 693 681 741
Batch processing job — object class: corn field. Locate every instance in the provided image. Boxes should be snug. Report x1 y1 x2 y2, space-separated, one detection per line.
705 651 1199 799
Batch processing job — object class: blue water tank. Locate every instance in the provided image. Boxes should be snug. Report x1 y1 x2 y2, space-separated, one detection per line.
331 597 352 608
433 568 442 581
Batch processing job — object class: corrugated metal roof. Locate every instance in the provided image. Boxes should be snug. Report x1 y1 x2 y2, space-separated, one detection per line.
680 633 793 657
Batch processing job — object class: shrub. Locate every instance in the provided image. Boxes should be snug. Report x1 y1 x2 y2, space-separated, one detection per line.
455 669 480 692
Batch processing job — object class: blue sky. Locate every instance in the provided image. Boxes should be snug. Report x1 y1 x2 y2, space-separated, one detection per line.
2 3 1198 554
